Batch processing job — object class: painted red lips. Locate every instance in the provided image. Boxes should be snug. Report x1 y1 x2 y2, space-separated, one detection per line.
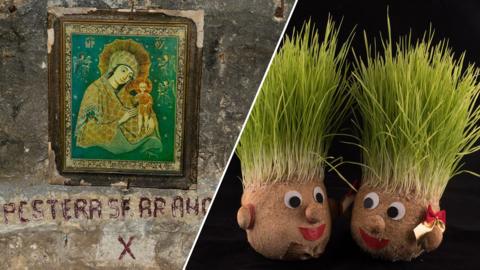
299 224 326 241
359 228 389 250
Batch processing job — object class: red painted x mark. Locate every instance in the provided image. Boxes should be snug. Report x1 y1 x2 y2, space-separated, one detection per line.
118 236 135 260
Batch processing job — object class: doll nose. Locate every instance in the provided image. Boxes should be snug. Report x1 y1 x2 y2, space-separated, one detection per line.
305 204 322 224
366 215 385 234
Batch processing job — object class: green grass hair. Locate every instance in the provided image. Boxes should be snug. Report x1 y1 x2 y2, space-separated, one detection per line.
351 20 480 202
237 19 353 187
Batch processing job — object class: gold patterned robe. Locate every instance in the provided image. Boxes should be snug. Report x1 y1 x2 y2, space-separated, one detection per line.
76 76 162 155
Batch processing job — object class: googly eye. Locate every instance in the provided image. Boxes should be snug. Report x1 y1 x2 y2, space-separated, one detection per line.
284 191 302 209
363 192 379 209
387 202 406 220
313 186 324 203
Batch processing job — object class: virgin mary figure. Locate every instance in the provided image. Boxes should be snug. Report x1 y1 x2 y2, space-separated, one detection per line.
75 39 162 158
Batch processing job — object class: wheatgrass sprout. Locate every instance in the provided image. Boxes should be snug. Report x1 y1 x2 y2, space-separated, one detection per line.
351 26 480 203
348 21 480 261
237 19 353 187
235 19 354 260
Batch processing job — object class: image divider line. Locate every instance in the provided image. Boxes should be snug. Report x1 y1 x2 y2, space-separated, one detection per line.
182 1 299 268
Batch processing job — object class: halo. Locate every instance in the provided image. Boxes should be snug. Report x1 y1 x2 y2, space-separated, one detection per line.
98 39 151 81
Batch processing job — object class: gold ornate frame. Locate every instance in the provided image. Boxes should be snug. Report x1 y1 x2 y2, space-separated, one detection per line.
48 10 201 189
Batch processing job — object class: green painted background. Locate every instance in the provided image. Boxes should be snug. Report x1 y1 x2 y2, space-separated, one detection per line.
70 34 178 162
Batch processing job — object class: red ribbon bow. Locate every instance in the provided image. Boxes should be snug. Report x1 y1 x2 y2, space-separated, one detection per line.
425 205 446 225
413 205 447 239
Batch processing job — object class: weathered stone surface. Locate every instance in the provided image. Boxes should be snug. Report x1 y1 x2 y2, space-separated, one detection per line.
0 0 293 268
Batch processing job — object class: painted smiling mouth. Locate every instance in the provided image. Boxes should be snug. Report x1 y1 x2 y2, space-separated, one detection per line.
299 224 326 241
359 228 389 250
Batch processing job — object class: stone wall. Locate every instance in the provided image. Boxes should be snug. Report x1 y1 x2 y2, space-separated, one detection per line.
0 0 293 268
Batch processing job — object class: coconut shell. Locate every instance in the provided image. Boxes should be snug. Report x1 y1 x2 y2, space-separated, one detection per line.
237 180 331 260
350 184 444 261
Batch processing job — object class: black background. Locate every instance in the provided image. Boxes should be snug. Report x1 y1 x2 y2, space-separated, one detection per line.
186 0 480 269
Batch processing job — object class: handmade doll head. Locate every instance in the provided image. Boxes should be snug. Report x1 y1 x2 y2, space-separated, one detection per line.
238 179 332 260
350 185 444 260
349 24 480 261
236 19 352 260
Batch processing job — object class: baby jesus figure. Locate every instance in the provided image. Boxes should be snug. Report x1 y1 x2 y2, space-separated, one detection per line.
134 80 154 135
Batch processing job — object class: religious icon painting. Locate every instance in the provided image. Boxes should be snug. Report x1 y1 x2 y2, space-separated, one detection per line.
48 9 202 188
